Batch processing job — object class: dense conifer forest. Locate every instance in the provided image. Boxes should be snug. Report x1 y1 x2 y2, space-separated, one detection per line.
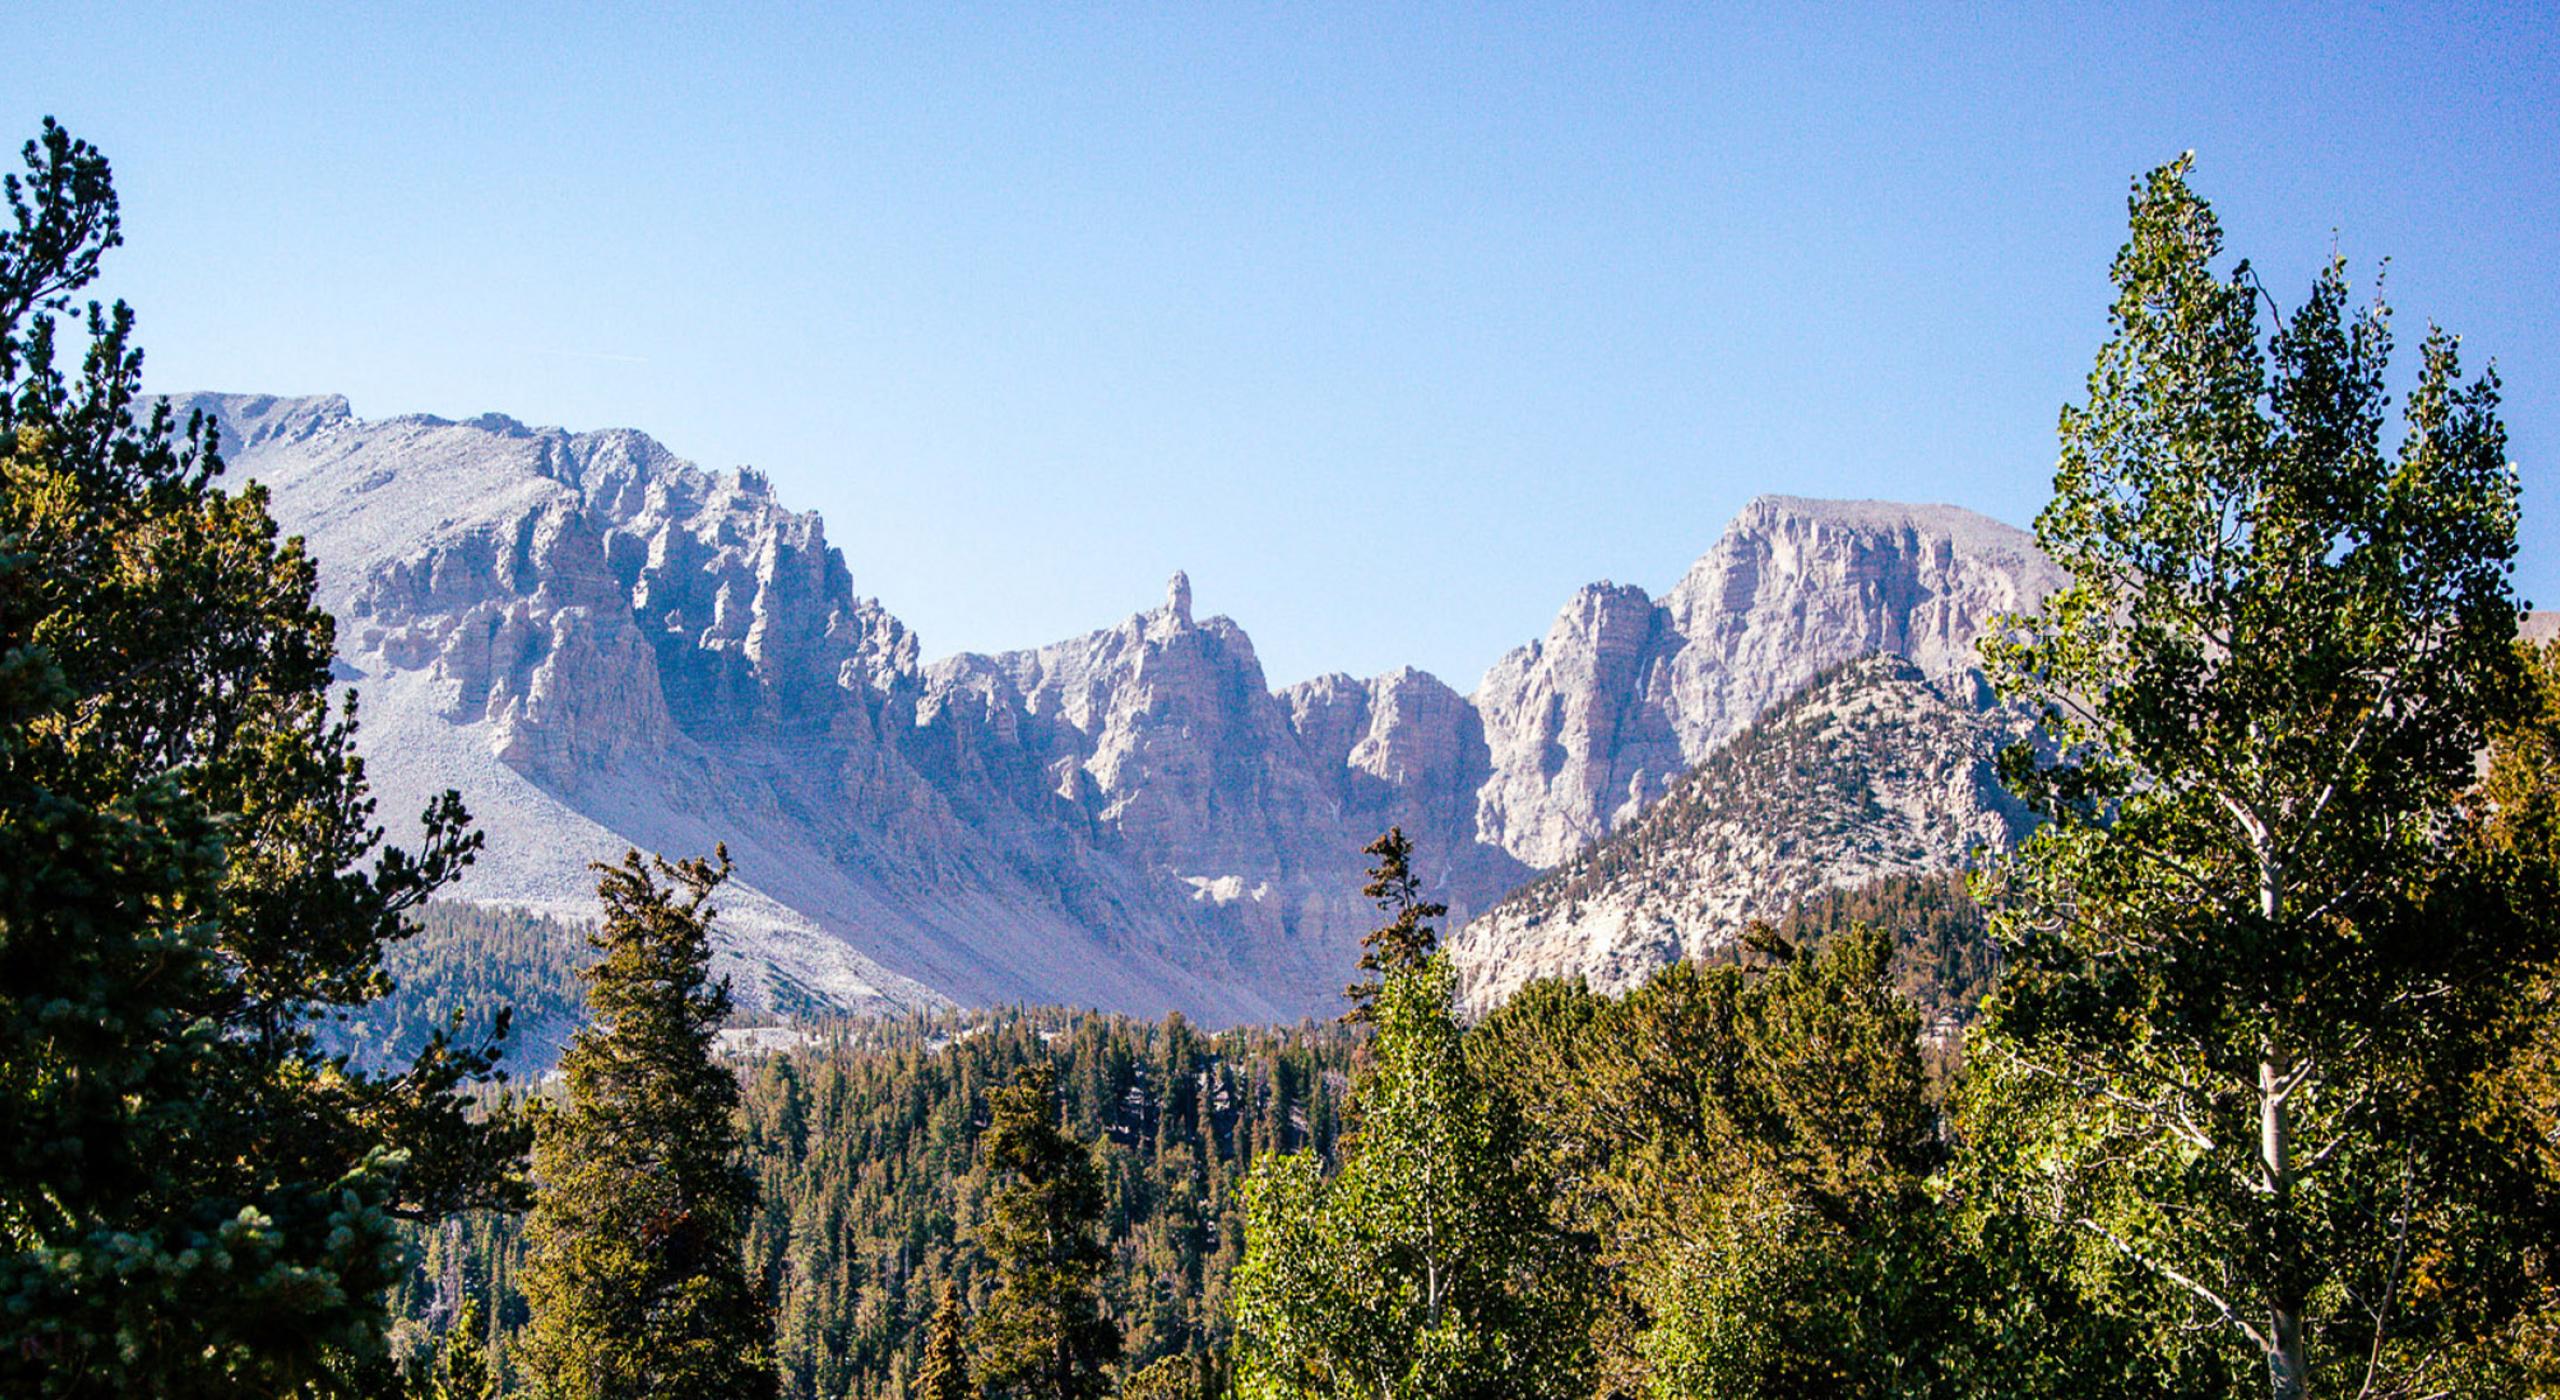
330 903 594 1075
398 1006 1362 1397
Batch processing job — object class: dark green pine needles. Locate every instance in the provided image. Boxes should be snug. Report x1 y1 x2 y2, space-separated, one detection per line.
519 848 777 1399
915 1280 974 1400
0 116 524 1397
974 1059 1121 1400
1342 826 1447 1022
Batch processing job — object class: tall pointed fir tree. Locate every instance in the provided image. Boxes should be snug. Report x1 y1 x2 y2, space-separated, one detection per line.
519 849 776 1399
916 1279 976 1400
1342 827 1448 1022
427 1294 499 1400
0 118 525 1396
972 1060 1120 1400
1964 156 2560 1398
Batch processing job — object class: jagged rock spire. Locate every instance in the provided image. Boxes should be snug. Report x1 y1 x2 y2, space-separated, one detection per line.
1165 570 1192 626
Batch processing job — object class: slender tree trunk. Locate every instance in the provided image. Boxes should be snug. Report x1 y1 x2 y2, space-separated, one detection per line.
2257 842 2308 1400
2261 1058 2307 1400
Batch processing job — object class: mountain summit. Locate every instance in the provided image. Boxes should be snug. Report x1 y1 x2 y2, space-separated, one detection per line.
179 392 2059 1021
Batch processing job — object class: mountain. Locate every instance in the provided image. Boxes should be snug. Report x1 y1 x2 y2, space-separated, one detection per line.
1471 496 2062 867
1451 654 2036 1013
178 392 2059 1022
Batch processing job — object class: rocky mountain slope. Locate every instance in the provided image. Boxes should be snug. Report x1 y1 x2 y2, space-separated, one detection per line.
1451 655 2036 1012
181 392 2059 1022
1471 497 2060 866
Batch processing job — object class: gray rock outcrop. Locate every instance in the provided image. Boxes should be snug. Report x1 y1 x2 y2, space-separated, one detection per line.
1472 497 2064 867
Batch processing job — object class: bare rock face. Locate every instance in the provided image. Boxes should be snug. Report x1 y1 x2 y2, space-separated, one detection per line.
188 394 949 1015
1280 666 1533 921
1452 654 2036 1013
1472 582 1675 866
183 391 2060 1023
1470 496 2062 868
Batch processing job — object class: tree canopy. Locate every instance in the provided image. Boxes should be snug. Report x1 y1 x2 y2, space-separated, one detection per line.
973 1058 1121 1400
1342 827 1447 1023
0 116 523 1397
518 849 775 1399
1968 154 2559 1398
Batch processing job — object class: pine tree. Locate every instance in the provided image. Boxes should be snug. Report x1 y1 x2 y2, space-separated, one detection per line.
0 117 524 1396
915 1280 975 1400
1342 827 1448 1022
519 848 776 1399
972 1060 1119 1400
429 1295 499 1400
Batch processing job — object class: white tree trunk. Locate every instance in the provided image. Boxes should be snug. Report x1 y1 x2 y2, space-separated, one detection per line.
2258 841 2308 1400
2261 1058 2307 1400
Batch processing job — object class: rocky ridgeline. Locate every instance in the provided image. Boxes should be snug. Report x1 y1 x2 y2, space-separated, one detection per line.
1450 654 2037 1012
1471 497 2062 866
180 392 2059 1022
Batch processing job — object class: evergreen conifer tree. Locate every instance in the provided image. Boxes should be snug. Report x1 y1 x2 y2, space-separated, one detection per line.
0 117 524 1396
519 848 776 1399
972 1060 1119 1400
1342 827 1447 1022
916 1280 975 1400
429 1295 499 1400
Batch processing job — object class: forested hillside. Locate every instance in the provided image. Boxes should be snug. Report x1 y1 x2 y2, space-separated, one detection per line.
1765 871 1995 1038
328 903 595 1074
398 1011 1361 1396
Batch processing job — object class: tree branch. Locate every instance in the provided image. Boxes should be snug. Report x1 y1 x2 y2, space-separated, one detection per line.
2076 1216 2273 1354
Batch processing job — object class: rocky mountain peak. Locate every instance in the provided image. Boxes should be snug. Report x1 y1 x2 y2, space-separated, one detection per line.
185 390 2064 1023
1469 493 2060 868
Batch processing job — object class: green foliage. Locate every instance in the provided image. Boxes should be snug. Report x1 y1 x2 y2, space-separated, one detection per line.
973 1060 1121 1399
423 1000 1350 1396
519 849 776 1399
1969 155 2558 1396
0 117 523 1396
740 1010 1352 1399
1234 956 1589 1399
330 902 595 1075
1341 826 1446 1023
1115 1349 1228 1400
2468 639 2560 1386
915 1280 974 1400
427 1294 500 1400
1477 930 2019 1398
1764 870 1997 1033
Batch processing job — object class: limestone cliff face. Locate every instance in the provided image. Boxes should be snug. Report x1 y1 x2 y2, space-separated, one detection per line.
184 392 2059 1022
1471 497 2063 868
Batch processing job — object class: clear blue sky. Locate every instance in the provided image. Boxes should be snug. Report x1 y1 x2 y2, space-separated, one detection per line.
11 4 2557 687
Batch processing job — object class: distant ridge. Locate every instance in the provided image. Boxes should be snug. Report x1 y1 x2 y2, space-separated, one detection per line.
176 390 2063 1021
